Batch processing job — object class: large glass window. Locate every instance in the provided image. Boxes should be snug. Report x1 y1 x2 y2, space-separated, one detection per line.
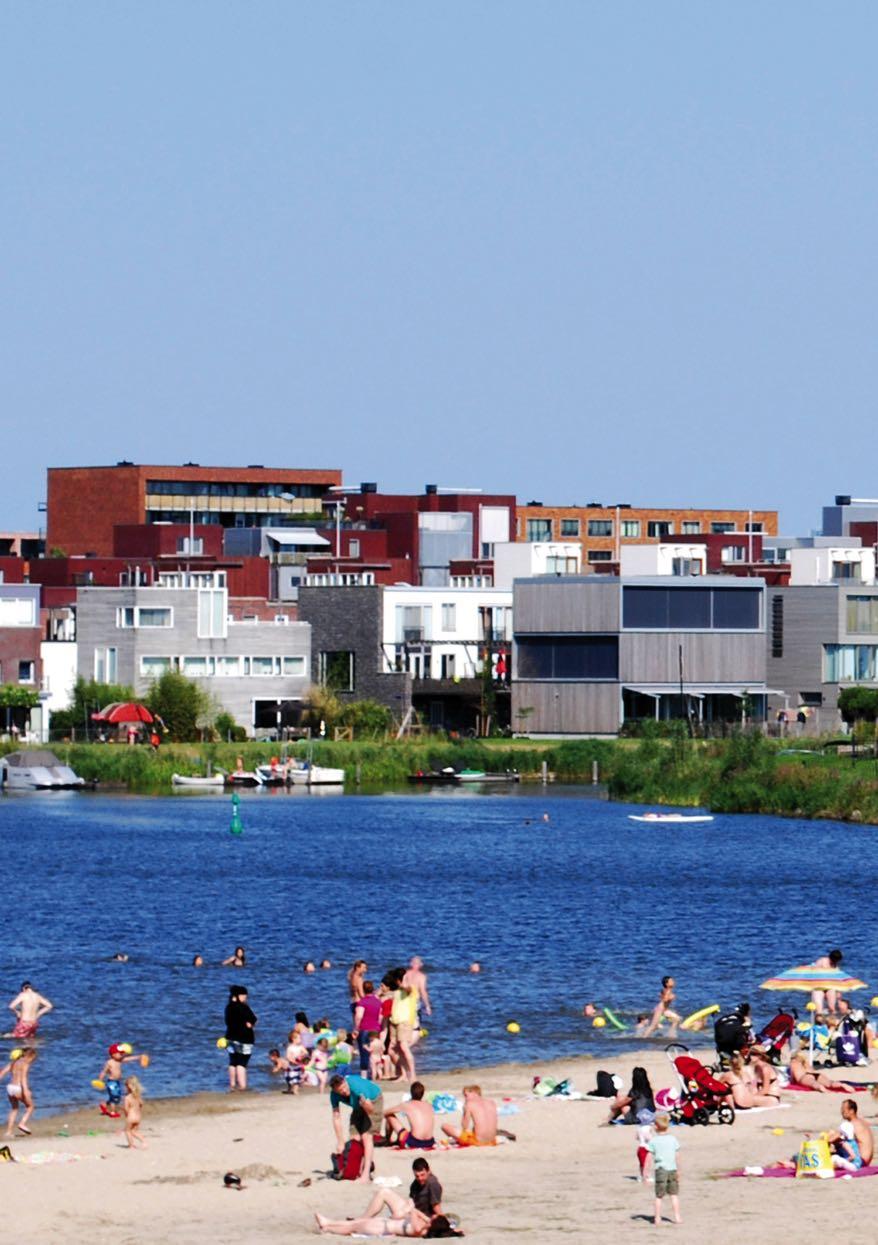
516 636 619 680
441 604 456 632
141 656 172 678
824 644 878 682
214 656 241 677
587 519 613 537
0 597 36 626
181 656 210 677
623 586 761 630
138 607 172 628
680 521 701 535
711 522 735 534
282 656 306 676
94 646 118 683
526 518 552 542
560 518 580 536
197 589 228 638
251 656 276 676
621 520 641 538
846 596 878 634
647 521 673 538
319 651 355 692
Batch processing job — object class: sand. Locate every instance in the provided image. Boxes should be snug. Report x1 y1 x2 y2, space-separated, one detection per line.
2 1045 876 1243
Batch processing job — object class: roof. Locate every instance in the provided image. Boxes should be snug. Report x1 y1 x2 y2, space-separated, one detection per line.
624 684 781 698
1 750 63 768
263 529 330 547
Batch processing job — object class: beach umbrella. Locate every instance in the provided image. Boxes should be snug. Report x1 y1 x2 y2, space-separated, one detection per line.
91 702 154 725
760 964 868 1059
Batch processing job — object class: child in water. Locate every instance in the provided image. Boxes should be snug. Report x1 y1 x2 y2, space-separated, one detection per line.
123 1076 146 1149
0 1048 37 1137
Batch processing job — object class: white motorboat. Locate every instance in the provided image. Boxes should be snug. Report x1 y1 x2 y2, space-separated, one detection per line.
628 812 714 823
0 750 86 790
171 773 225 788
286 759 345 786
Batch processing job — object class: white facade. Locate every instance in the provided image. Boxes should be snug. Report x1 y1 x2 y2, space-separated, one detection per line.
380 586 512 680
492 542 581 588
789 546 876 586
619 543 708 578
40 641 78 718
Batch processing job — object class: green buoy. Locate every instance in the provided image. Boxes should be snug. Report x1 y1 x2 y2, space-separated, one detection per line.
230 790 243 835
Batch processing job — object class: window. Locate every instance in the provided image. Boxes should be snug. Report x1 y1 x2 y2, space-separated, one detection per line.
349 539 360 559
441 604 456 632
395 605 432 643
181 656 210 677
214 656 241 677
833 561 862 581
94 646 118 684
711 522 735 534
623 586 761 630
516 636 619 680
587 519 613 537
526 518 552 542
824 644 878 682
672 558 701 576
282 656 306 676
647 521 673 538
720 546 746 563
588 550 613 562
546 556 579 574
138 607 172 628
846 596 878 634
117 607 136 628
197 588 227 638
621 520 641 538
771 595 784 658
0 598 36 626
745 522 763 533
274 614 289 625
18 660 35 684
176 536 203 554
319 651 355 692
249 656 275 676
560 518 580 537
680 521 701 535
141 656 172 678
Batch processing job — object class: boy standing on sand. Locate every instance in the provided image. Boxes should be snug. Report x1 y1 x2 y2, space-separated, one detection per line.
648 1114 682 1226
97 1044 141 1118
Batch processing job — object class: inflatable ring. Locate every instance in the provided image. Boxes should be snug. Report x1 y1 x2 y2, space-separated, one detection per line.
680 1004 719 1031
603 1008 627 1031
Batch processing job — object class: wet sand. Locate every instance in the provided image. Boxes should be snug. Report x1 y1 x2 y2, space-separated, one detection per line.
3 1046 876 1243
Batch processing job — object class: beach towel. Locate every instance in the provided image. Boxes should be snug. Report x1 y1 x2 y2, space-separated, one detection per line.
728 1165 878 1180
785 1083 869 1093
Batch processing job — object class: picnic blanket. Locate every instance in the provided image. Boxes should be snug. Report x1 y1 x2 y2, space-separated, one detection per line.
728 1165 878 1179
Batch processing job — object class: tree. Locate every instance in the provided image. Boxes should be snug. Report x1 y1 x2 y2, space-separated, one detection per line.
838 687 878 726
145 671 211 742
339 700 392 737
49 678 136 734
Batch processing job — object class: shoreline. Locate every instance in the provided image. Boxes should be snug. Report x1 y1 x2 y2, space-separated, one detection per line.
5 1045 878 1243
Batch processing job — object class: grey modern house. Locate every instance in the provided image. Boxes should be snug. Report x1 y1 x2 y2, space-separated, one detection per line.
512 575 769 736
76 573 310 734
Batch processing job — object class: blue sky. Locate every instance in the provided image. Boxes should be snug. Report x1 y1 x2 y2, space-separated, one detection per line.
3 2 876 533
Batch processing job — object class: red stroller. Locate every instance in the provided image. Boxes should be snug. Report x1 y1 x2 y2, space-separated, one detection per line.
666 1045 735 1126
755 1011 797 1064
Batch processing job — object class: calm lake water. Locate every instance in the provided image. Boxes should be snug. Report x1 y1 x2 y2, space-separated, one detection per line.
1 786 871 1109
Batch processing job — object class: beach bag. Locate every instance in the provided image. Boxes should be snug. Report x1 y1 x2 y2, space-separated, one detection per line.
795 1134 833 1179
332 1139 366 1181
835 1033 863 1066
594 1071 617 1098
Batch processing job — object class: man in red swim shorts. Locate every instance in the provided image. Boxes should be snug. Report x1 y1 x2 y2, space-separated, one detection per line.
8 982 53 1039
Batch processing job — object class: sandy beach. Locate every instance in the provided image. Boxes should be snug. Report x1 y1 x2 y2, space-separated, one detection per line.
3 1044 877 1243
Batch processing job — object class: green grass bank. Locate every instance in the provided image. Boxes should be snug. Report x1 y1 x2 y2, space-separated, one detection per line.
5 733 878 822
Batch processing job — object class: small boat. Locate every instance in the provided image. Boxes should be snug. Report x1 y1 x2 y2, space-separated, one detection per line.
171 773 225 788
0 750 87 790
226 770 264 787
408 766 520 785
254 764 289 787
286 759 345 786
628 812 714 824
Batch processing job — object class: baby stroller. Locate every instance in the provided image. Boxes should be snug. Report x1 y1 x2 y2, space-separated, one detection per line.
666 1044 735 1126
713 1008 752 1068
755 1010 797 1064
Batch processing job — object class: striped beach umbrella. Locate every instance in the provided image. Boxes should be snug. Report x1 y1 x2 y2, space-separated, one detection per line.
760 965 867 992
760 964 867 1060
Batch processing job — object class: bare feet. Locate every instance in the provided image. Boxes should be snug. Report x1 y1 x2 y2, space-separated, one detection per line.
315 1213 328 1232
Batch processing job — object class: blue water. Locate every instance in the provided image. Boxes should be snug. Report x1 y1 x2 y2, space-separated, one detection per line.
0 786 872 1110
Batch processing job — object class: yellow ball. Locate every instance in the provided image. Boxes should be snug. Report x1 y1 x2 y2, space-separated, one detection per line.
120 1043 133 1054
420 1028 429 1038
592 1016 606 1028
216 1037 228 1049
506 1021 521 1034
871 997 878 1007
806 1002 817 1012
771 1127 785 1136
10 1049 22 1062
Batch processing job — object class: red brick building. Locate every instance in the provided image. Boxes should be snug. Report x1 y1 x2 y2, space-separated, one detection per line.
47 463 343 557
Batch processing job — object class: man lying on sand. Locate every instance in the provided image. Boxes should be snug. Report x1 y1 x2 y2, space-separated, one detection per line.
440 1085 515 1146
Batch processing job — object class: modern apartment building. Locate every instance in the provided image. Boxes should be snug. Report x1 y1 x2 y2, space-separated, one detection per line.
0 583 47 739
75 572 310 734
512 574 768 736
47 463 342 557
515 503 777 573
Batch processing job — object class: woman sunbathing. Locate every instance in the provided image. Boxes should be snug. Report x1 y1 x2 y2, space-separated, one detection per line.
718 1055 782 1108
789 1053 858 1094
750 1050 782 1099
315 1188 463 1237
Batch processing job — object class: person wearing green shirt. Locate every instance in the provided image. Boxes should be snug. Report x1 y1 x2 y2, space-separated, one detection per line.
330 1074 385 1183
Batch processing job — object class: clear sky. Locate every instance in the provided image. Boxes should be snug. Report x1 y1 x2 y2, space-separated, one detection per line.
4 2 876 534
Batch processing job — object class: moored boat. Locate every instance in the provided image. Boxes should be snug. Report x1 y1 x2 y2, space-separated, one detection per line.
171 773 225 788
0 750 87 791
628 812 714 823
